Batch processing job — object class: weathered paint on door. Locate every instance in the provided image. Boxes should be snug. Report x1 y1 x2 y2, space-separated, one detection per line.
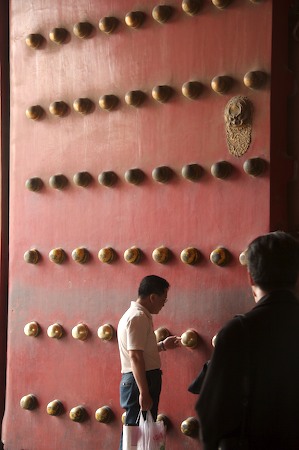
2 0 291 448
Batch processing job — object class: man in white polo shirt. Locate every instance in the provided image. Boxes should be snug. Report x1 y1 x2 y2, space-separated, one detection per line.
118 275 180 450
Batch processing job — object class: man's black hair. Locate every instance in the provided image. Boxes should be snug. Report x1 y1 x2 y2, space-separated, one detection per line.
138 275 170 298
247 231 299 292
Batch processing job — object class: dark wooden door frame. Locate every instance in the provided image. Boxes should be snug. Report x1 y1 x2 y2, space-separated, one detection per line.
0 1 9 448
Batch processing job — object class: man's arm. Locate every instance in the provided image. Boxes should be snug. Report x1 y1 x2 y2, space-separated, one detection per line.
158 335 181 352
129 349 153 411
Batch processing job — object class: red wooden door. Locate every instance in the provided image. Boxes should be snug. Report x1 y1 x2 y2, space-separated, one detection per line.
2 0 291 449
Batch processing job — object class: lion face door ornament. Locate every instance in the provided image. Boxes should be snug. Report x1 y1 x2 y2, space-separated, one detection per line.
224 96 253 157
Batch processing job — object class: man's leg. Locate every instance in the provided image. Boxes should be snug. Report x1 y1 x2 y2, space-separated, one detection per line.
119 372 140 450
146 369 162 420
119 370 162 449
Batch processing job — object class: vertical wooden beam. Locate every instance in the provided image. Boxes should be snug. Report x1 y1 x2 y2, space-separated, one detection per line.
0 0 9 447
270 0 293 231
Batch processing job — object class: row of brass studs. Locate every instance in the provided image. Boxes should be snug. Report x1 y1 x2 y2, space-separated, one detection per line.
25 72 267 121
25 0 263 49
24 321 200 349
20 395 200 435
20 397 114 423
25 160 267 194
124 411 199 437
24 246 248 266
124 412 199 437
24 322 115 341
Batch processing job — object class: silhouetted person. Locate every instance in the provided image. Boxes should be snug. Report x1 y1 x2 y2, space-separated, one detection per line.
196 231 299 450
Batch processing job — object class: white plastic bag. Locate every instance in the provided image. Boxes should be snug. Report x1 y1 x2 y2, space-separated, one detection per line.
123 425 140 450
137 411 166 450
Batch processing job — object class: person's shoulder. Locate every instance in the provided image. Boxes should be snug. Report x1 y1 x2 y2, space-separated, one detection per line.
215 315 246 346
222 314 246 331
129 309 148 322
118 304 136 323
126 304 149 322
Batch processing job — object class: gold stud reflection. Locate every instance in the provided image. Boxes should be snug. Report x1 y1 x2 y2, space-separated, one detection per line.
152 85 173 103
95 406 114 423
182 81 203 99
152 246 170 264
210 247 230 266
99 16 119 34
180 247 200 265
49 27 68 44
73 171 92 187
181 417 199 436
97 324 115 341
49 248 66 264
98 171 118 187
152 5 173 23
24 249 40 264
69 405 87 422
25 177 43 192
124 168 145 185
125 90 146 107
152 166 173 183
49 101 68 117
72 247 90 264
243 158 266 176
181 164 203 182
182 0 203 15
71 323 89 341
98 247 116 264
20 394 37 410
125 11 145 28
47 399 63 416
157 413 170 428
73 98 94 115
99 94 119 111
244 71 267 89
73 22 94 39
211 75 232 94
24 321 40 337
211 0 232 9
212 335 217 347
26 105 44 120
49 174 68 190
239 249 248 266
25 33 44 49
124 247 142 264
47 323 64 339
181 329 199 349
154 327 170 342
211 161 232 179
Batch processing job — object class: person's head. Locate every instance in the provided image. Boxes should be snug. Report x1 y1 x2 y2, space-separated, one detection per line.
247 231 299 293
137 275 170 314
